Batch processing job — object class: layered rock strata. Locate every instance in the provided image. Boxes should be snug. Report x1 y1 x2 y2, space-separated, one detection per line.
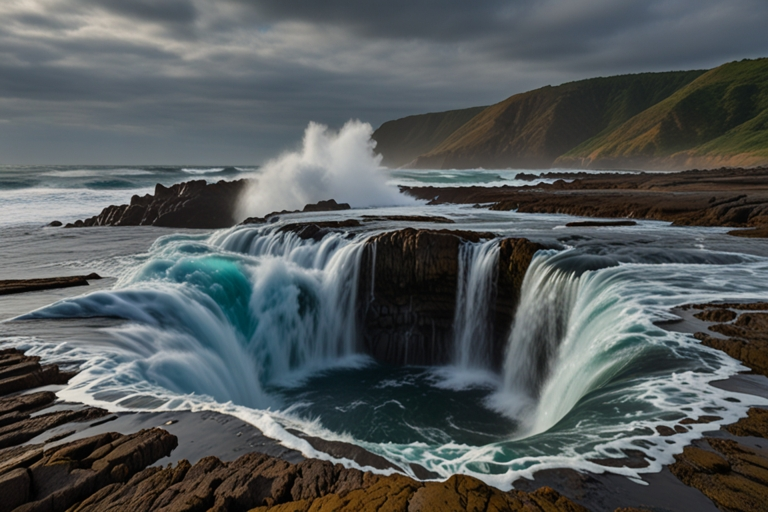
357 228 543 367
0 348 76 396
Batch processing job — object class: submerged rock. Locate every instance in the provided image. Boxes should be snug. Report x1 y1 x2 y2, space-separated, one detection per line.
565 220 637 227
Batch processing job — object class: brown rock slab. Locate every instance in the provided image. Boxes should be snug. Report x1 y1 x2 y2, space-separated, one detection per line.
1 428 177 512
0 407 109 449
670 438 768 512
0 349 75 396
0 274 101 296
694 308 737 323
727 408 768 438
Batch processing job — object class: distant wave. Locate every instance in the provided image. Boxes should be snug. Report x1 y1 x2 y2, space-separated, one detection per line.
84 179 140 189
181 168 226 175
0 179 37 190
41 169 155 178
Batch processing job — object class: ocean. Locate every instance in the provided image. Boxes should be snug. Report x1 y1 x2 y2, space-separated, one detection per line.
2 161 768 490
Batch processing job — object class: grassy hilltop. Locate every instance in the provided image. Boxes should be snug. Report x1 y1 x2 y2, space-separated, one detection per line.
373 58 768 170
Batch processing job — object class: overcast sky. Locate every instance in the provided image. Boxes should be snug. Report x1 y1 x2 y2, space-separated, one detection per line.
1 0 766 164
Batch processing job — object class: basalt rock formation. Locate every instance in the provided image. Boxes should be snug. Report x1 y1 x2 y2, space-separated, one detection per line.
57 446 585 512
67 179 248 229
357 228 543 367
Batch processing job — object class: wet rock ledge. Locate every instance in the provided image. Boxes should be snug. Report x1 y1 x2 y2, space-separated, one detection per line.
0 274 101 296
358 228 545 367
0 346 585 512
669 302 768 511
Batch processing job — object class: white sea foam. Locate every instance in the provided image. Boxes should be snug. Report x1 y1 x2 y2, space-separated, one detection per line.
182 168 225 174
0 187 155 226
237 120 416 219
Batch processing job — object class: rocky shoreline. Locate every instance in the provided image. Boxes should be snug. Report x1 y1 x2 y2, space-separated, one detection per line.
56 166 768 235
405 167 768 236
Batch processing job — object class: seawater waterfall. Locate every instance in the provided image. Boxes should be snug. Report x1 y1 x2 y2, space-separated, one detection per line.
19 225 634 429
494 253 581 420
24 227 370 408
452 240 500 369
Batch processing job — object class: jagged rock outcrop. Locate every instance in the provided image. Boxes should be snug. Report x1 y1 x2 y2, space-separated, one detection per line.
67 180 248 229
670 427 768 512
0 429 177 512
668 302 768 511
357 229 543 366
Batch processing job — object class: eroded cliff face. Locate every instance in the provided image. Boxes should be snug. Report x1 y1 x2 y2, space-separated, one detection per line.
357 228 543 367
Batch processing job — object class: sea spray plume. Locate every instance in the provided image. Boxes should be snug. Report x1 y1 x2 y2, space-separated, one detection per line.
238 120 415 218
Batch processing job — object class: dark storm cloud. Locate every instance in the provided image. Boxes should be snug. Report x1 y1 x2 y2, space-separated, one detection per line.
84 0 199 24
0 0 767 164
228 0 510 41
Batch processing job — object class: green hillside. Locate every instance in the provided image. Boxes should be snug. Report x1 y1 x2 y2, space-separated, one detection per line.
371 107 487 168
374 58 768 170
408 70 704 169
558 58 768 169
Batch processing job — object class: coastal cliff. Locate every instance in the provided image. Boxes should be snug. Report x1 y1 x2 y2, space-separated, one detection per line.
374 58 768 170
